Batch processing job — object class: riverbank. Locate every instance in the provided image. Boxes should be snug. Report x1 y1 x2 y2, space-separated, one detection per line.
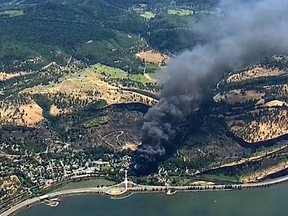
2 174 288 216
15 182 288 216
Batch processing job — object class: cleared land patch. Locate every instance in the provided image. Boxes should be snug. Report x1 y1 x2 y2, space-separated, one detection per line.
0 100 43 127
214 89 265 104
167 9 194 16
0 9 24 18
241 160 288 183
122 142 139 151
136 50 169 66
264 100 288 107
140 11 156 20
49 104 69 116
226 66 286 83
0 71 31 81
227 109 288 143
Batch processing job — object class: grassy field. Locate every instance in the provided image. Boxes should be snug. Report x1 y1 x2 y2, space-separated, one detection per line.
0 9 24 17
168 9 194 16
179 178 193 186
202 174 240 183
93 64 157 85
140 11 156 20
145 63 161 74
94 64 127 79
83 116 110 128
130 73 155 84
52 178 116 192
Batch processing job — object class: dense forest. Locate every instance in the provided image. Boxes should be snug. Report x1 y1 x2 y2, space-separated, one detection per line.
0 0 220 72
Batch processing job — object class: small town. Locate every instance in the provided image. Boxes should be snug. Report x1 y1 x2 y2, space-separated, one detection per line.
0 139 133 211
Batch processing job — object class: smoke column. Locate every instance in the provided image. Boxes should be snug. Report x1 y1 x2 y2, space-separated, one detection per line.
137 0 288 169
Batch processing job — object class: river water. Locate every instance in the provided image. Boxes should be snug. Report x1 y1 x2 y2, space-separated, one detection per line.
18 183 288 216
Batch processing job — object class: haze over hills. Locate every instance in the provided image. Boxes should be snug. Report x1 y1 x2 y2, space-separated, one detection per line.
1 0 288 209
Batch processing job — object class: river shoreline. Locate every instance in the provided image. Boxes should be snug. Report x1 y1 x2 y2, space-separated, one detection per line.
0 189 234 216
16 182 288 216
2 174 288 216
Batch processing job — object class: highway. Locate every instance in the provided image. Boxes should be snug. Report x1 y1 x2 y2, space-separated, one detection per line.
2 174 288 216
1 187 111 216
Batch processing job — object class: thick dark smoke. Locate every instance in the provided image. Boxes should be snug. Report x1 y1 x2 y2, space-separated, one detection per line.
136 0 288 173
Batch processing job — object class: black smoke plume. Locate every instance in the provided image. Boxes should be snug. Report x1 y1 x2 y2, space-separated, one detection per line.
135 0 288 175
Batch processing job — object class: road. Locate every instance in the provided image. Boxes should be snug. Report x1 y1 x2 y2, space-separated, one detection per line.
2 174 288 216
1 197 41 216
1 187 112 216
101 131 125 150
